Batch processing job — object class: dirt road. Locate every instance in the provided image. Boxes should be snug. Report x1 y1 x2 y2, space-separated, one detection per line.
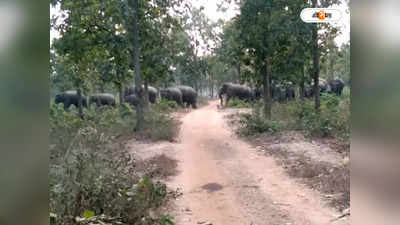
162 100 349 225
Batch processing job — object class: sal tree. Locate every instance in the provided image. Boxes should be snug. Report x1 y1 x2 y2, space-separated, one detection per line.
238 0 290 118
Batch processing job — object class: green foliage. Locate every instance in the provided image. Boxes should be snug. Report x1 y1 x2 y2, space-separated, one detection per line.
295 94 350 141
50 102 178 225
236 101 283 136
226 98 251 108
82 210 95 219
140 106 181 142
154 99 179 113
159 215 174 225
232 94 349 141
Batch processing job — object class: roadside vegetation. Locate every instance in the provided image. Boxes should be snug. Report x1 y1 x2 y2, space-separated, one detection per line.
234 94 350 144
226 93 350 211
49 102 179 225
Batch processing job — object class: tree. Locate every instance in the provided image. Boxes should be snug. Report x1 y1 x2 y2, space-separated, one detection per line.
312 0 341 109
238 0 290 118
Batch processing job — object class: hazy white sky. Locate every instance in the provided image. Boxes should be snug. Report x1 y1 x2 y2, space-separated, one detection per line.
191 0 350 46
50 0 350 46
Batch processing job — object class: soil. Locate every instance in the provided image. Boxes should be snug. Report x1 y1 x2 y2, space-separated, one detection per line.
128 100 349 225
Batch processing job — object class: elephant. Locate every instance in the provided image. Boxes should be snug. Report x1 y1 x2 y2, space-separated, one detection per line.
328 79 345 95
304 87 314 98
176 85 198 109
89 93 116 107
55 90 87 109
304 79 329 98
318 78 328 94
124 94 140 107
285 85 296 101
218 83 253 106
252 87 263 101
160 87 183 106
125 85 158 103
271 85 286 102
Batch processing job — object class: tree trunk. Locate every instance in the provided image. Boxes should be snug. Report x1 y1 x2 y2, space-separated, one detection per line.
119 85 124 105
237 61 241 84
77 88 84 119
300 64 305 101
312 0 320 110
131 0 144 131
263 56 272 119
143 79 149 109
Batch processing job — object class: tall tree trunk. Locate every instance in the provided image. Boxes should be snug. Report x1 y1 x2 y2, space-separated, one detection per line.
312 0 320 110
263 56 272 119
119 85 124 105
116 70 124 105
237 61 241 83
131 0 144 131
300 63 305 101
143 79 149 109
77 88 84 119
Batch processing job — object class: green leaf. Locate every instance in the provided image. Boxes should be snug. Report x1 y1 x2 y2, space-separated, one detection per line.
83 210 95 219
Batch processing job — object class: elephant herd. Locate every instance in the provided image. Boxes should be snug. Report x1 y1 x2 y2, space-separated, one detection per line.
54 85 198 109
218 79 345 106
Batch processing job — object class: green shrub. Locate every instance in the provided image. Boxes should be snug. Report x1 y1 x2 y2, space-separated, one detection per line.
50 103 175 225
154 99 179 113
226 98 251 108
295 94 350 141
236 101 283 136
141 106 181 142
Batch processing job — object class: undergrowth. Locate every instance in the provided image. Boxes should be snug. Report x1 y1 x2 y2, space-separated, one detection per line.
50 103 178 225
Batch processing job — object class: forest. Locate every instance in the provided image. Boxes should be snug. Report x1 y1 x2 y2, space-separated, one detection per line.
50 0 350 224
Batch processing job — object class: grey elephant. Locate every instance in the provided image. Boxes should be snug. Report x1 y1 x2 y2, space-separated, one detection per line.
252 87 263 101
160 87 183 106
328 79 344 95
55 90 87 109
176 85 198 109
218 83 252 106
124 94 140 107
271 85 286 102
304 87 314 98
89 93 116 107
125 85 158 103
304 79 329 98
285 85 296 101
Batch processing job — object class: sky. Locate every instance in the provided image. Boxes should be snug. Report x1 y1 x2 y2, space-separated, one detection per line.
50 0 350 47
191 0 350 46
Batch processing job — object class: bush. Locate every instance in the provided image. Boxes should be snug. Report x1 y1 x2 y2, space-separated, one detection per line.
236 101 283 136
50 103 175 225
154 99 179 113
295 94 350 141
140 105 181 142
226 98 251 108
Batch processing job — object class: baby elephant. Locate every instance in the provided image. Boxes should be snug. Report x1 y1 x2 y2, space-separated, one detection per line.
89 93 116 107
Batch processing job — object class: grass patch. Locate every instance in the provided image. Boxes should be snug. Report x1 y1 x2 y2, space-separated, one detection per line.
232 95 350 144
226 98 252 108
